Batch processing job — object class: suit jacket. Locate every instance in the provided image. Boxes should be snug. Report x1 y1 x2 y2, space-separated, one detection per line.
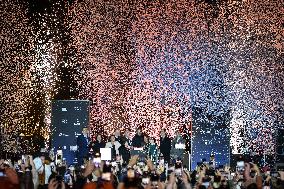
170 136 186 159
160 136 171 157
118 145 131 163
120 136 132 146
91 141 106 154
77 135 90 157
132 134 144 148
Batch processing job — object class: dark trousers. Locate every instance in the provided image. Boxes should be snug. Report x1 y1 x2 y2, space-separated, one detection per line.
164 154 171 164
38 184 48 189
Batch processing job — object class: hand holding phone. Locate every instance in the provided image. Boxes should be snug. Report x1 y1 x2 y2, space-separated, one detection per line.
270 171 280 178
56 175 63 182
202 182 210 188
56 150 63 165
0 172 5 177
236 161 245 174
102 172 111 181
93 157 101 165
48 178 63 189
56 175 63 188
142 177 150 185
167 172 176 184
21 155 26 164
150 172 160 187
175 161 183 177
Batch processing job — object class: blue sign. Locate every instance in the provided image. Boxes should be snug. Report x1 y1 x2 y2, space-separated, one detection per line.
51 100 90 165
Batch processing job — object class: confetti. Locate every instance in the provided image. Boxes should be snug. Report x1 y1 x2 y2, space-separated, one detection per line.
1 0 283 158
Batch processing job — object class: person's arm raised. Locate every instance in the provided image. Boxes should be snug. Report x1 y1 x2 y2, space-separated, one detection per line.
5 167 19 185
48 179 58 189
244 163 251 181
182 171 192 189
146 157 154 171
48 178 65 189
29 155 35 169
82 160 94 178
127 155 139 168
279 171 284 181
166 172 176 189
252 164 262 189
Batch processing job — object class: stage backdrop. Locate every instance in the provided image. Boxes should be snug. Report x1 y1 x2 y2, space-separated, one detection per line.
191 107 230 170
51 100 90 165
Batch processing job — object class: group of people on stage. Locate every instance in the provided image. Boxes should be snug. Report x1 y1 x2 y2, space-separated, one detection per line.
77 127 187 165
1 127 284 189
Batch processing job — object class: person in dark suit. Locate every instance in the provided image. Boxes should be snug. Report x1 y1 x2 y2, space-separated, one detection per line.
114 129 122 144
170 129 186 161
118 140 131 164
132 127 144 148
120 129 132 147
90 134 105 154
77 127 90 165
159 129 171 164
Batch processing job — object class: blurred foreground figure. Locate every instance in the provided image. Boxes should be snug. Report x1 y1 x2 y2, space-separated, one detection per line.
0 159 19 189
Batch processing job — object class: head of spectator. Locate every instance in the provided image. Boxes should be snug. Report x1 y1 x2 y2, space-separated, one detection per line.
48 177 66 189
121 167 142 189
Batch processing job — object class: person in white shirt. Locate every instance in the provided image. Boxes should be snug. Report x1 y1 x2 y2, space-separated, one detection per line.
33 153 52 188
105 135 121 160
